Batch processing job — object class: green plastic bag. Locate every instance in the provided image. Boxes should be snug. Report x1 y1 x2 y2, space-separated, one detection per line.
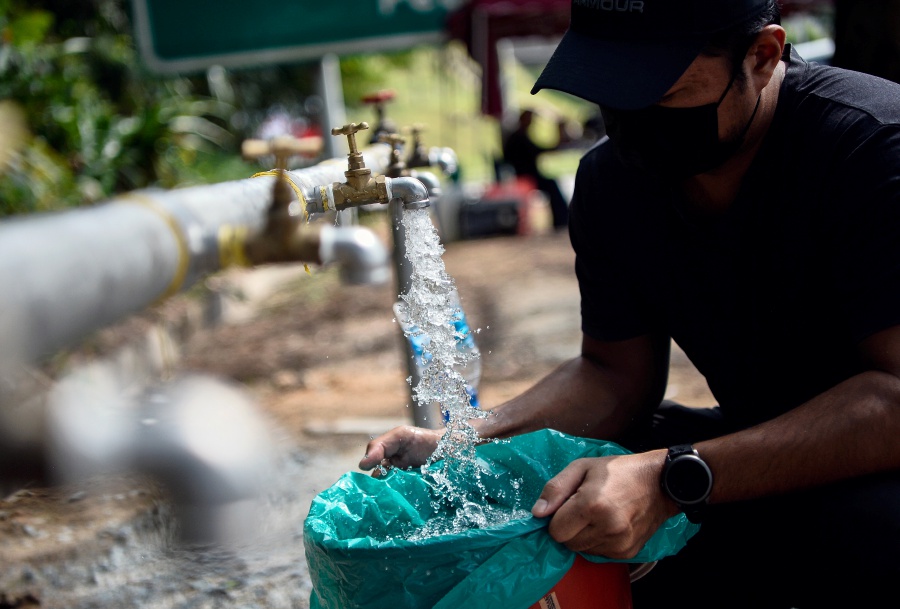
304 429 699 609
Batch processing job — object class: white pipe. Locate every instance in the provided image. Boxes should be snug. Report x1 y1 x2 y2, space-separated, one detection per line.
0 145 391 371
319 224 391 285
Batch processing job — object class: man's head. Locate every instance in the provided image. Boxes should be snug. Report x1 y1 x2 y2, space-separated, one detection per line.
532 0 781 110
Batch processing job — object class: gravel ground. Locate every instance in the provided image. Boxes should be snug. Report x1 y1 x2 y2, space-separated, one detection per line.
1 435 361 609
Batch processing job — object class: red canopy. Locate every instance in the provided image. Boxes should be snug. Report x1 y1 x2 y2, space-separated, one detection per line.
445 0 571 118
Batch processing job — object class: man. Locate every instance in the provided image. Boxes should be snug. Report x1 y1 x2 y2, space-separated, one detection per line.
361 1 900 606
501 108 570 229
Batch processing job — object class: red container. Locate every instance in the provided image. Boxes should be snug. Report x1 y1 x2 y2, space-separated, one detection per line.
529 557 633 609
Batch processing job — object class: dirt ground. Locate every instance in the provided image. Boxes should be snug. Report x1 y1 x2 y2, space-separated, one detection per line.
182 210 716 439
0 208 716 608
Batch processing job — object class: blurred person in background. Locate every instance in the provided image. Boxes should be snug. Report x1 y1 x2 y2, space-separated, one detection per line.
501 108 571 230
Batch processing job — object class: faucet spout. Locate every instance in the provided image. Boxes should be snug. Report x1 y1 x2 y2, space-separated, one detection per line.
389 176 431 210
408 170 442 200
318 225 390 285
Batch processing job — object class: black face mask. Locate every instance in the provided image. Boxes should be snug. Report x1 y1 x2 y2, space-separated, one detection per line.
600 76 761 179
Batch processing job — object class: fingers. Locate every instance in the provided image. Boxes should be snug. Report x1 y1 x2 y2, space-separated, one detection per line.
542 461 628 556
359 433 403 470
358 426 442 472
537 454 661 560
371 459 392 479
531 458 590 518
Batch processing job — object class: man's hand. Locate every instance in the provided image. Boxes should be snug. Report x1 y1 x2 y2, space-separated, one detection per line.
531 452 674 559
359 425 444 475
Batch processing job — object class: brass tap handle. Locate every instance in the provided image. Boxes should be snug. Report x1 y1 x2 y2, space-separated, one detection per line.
242 135 323 218
378 133 407 178
242 135 323 172
405 123 426 142
403 124 430 168
377 133 405 152
331 122 369 157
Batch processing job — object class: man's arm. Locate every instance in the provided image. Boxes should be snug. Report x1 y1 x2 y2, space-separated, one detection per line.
360 331 670 471
697 323 900 504
473 331 671 442
534 323 900 558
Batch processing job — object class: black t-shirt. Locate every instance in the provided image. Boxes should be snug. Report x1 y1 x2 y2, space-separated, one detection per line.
569 47 900 429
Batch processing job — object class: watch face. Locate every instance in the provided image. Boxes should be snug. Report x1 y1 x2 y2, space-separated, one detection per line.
665 456 713 505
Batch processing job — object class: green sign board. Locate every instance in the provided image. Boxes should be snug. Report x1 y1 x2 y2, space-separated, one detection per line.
130 0 463 74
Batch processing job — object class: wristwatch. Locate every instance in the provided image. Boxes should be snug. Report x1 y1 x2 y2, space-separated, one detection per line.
661 444 713 524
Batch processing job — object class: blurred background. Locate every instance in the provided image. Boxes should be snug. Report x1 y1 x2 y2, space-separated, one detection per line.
0 0 852 220
5 1 900 606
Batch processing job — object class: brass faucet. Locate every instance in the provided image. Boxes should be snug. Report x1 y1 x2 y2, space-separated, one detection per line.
377 132 408 179
239 135 323 264
381 130 442 202
405 123 430 169
329 122 390 208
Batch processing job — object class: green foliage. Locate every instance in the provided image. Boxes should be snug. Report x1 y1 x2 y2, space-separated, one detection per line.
343 43 592 185
0 0 591 217
782 12 834 44
0 0 234 216
340 50 415 109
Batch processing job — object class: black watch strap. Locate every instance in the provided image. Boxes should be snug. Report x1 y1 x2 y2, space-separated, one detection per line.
681 501 707 525
667 443 695 460
662 444 713 524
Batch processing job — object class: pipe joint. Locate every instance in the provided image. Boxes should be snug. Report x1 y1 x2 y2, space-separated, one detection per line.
408 170 442 200
319 225 390 285
389 176 431 210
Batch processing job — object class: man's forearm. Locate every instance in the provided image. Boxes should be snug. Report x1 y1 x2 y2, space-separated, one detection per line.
472 355 656 441
699 370 900 505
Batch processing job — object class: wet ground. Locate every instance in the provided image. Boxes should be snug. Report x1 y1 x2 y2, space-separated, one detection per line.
0 208 715 608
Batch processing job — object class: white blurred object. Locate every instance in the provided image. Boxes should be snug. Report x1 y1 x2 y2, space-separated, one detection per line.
47 372 276 547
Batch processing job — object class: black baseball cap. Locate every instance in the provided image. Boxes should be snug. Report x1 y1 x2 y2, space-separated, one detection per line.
532 0 771 110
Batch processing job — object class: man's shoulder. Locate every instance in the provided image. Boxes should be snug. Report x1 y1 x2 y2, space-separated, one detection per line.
575 137 651 194
570 137 667 226
577 137 619 177
787 56 900 127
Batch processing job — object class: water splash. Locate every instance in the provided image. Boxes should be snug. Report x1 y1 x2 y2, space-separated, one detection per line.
398 208 501 528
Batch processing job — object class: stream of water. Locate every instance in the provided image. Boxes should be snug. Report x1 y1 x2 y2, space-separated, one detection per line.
394 209 531 537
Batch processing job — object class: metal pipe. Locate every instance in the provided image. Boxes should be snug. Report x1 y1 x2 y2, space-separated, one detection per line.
389 176 431 210
0 146 392 526
378 138 427 409
319 224 391 285
425 146 459 178
407 170 442 201
0 145 391 372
